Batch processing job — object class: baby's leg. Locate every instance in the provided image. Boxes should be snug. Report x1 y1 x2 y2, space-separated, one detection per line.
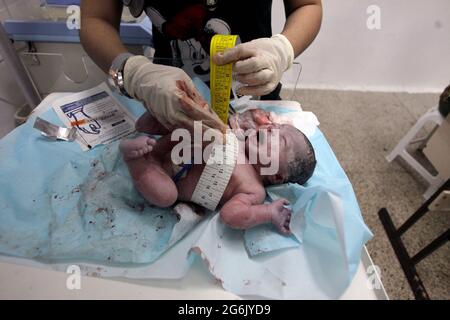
136 112 169 135
120 136 177 208
119 135 156 161
124 155 178 208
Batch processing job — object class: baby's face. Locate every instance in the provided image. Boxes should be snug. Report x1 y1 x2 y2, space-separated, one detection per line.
245 123 306 184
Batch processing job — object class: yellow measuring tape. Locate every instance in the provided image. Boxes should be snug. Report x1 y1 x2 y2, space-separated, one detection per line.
210 34 238 124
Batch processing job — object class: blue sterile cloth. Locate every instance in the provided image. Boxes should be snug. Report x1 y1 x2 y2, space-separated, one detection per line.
0 94 188 265
192 80 373 298
192 136 373 299
0 79 372 298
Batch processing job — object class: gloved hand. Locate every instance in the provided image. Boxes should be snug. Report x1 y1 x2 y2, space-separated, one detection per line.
124 55 227 133
213 34 294 97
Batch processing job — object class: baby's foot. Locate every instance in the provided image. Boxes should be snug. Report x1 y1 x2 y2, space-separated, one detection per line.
119 136 156 160
270 199 292 235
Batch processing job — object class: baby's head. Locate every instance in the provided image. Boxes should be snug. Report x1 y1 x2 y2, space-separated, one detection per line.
244 123 316 186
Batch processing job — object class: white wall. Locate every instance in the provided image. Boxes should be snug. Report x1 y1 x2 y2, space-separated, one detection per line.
274 0 450 92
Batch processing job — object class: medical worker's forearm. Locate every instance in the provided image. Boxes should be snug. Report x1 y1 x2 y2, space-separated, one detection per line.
80 0 128 73
282 0 322 57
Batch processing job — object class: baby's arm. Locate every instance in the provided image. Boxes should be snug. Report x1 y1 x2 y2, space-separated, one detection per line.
220 193 292 235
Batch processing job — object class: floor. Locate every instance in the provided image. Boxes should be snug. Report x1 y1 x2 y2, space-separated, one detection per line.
281 89 449 300
1 90 449 299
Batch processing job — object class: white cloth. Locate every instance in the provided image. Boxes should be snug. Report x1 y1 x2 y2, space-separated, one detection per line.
233 102 320 138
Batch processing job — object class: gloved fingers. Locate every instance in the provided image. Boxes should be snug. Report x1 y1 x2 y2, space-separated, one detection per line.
234 56 268 75
176 88 207 119
172 101 228 145
172 111 226 145
176 80 210 111
201 123 227 144
177 97 228 134
235 69 274 87
201 118 228 135
212 44 258 66
174 80 228 134
172 111 196 133
237 81 277 97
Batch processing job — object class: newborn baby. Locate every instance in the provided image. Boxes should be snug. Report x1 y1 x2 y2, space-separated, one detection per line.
119 108 316 235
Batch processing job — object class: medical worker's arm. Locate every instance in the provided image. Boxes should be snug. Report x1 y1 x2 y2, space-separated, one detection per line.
282 0 323 58
80 0 127 73
80 0 227 134
213 0 322 96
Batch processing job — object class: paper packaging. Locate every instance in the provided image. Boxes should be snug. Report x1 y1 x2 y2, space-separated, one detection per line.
423 114 450 180
52 84 136 151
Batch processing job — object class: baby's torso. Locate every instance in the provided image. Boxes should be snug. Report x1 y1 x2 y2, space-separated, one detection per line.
161 152 262 208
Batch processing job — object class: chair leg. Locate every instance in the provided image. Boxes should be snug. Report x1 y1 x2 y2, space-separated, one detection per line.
378 179 450 299
410 229 450 265
424 177 446 200
378 208 430 300
398 149 439 186
386 106 443 163
417 125 439 151
386 119 426 162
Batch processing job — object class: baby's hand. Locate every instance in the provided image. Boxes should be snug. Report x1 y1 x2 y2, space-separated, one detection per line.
270 199 292 235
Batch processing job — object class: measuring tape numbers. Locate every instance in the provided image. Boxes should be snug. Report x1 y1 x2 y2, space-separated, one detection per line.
188 35 239 211
190 35 238 211
190 134 239 211
210 34 238 124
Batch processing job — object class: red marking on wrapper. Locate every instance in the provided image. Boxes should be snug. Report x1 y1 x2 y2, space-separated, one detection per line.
70 119 87 126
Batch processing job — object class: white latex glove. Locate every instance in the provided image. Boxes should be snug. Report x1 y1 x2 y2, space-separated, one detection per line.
213 34 294 96
124 55 227 133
